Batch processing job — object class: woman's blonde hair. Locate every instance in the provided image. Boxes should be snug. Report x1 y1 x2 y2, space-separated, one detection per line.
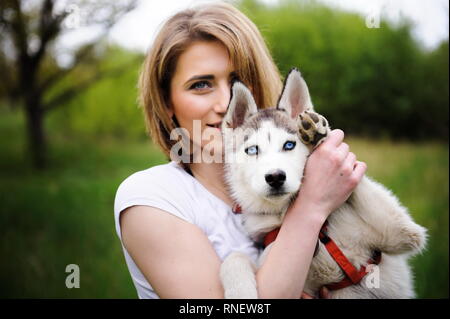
138 1 282 158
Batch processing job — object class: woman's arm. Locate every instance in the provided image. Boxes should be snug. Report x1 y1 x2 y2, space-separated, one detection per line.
120 205 224 298
255 129 366 298
120 129 365 299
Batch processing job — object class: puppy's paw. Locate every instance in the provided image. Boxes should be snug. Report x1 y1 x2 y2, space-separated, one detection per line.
383 222 428 255
220 252 258 299
298 110 330 148
402 223 428 255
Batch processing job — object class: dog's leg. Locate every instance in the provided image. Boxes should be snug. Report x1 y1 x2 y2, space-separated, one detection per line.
349 176 427 255
220 252 258 299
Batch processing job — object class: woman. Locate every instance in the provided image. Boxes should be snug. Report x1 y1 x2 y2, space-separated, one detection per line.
114 2 366 299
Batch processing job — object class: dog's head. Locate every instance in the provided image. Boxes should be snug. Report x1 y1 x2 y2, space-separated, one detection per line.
222 68 314 213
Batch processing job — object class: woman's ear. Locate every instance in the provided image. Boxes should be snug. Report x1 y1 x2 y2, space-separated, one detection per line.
167 108 174 119
166 101 174 118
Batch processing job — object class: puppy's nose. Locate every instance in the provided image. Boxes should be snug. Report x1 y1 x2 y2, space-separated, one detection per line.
265 170 286 189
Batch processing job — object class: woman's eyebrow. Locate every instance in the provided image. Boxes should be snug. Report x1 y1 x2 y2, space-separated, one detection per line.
186 72 237 83
187 74 215 82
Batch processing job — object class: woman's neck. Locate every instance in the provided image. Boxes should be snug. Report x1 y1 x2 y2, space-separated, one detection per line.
189 162 234 207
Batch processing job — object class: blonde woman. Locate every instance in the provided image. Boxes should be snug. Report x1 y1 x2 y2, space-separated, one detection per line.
114 2 366 299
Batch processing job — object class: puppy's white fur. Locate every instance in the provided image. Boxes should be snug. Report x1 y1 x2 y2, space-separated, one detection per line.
219 69 427 299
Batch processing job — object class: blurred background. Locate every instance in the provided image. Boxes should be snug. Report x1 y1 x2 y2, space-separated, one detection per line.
0 0 448 298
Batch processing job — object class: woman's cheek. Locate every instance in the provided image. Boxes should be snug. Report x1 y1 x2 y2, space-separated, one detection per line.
186 95 212 117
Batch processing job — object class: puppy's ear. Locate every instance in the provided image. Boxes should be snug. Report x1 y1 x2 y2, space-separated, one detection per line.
223 81 258 129
277 68 314 118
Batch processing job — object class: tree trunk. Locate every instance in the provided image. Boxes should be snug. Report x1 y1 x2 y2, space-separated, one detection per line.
25 101 46 170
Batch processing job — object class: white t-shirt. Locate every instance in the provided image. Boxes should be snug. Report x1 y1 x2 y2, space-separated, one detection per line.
114 161 261 299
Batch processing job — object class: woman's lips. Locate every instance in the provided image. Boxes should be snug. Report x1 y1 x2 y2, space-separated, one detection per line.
206 123 221 130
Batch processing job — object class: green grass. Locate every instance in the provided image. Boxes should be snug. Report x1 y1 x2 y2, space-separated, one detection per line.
0 109 448 298
0 110 167 298
347 137 449 298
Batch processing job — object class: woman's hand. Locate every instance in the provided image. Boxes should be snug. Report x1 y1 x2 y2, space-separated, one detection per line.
296 129 367 220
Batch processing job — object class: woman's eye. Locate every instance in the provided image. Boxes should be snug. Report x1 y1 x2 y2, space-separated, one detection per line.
283 141 296 151
190 81 211 90
245 145 259 156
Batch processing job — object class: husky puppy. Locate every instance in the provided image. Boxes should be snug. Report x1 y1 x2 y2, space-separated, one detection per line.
219 69 427 299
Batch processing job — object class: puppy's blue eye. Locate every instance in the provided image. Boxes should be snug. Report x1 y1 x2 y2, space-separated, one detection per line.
283 141 296 151
245 145 258 156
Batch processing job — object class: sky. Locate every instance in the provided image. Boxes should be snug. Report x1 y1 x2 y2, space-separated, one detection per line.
57 0 448 65
105 0 449 52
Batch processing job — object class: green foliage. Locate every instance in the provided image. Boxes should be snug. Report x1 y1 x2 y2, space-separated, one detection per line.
238 0 449 141
0 110 447 298
47 46 147 140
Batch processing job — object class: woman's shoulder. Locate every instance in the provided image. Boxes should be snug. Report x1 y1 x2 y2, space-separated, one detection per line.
121 161 182 182
116 161 188 196
114 161 198 224
114 162 201 242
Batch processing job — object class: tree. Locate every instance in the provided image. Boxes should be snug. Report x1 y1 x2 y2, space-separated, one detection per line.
0 0 137 169
238 0 448 141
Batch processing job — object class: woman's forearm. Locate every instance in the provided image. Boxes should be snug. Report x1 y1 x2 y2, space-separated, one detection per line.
255 200 327 299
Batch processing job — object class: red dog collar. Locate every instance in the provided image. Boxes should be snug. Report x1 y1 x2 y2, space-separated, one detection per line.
319 221 382 291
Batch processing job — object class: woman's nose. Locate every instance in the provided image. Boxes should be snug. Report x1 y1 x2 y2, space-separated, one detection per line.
213 83 231 114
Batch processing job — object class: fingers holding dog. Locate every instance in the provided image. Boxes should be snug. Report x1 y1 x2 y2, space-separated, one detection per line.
340 151 356 177
335 142 350 165
298 129 367 216
350 161 367 184
326 129 344 147
315 130 345 160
